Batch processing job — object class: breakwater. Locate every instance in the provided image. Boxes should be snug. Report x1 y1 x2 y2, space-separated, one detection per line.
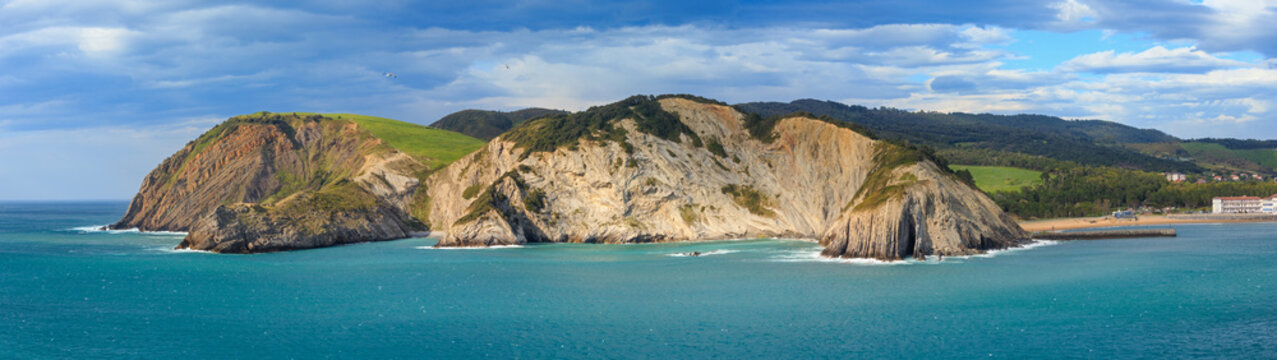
1033 228 1176 240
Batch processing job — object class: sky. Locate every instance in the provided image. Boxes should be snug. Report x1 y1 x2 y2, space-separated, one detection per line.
1 0 1276 200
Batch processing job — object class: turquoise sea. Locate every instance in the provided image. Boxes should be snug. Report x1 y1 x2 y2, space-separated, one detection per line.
2 201 1275 359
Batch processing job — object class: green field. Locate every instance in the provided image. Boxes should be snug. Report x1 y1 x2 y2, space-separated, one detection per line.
949 165 1043 193
320 113 486 169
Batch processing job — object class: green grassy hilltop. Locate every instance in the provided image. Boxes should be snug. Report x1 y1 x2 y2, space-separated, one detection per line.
949 165 1043 194
310 113 486 169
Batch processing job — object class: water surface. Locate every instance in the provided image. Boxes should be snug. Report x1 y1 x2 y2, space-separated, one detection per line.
2 202 1274 358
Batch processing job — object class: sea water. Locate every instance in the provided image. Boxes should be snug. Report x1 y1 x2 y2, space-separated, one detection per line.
2 201 1275 359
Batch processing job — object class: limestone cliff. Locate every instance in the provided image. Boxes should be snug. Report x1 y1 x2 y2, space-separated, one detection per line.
425 96 1028 259
118 96 1026 258
111 112 476 253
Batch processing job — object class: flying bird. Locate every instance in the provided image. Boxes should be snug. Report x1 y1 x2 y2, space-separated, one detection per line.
504 64 509 70
383 72 397 78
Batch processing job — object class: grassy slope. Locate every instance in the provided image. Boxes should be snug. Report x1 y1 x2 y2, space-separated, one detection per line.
1179 142 1277 173
319 113 486 169
1236 148 1277 169
950 165 1042 193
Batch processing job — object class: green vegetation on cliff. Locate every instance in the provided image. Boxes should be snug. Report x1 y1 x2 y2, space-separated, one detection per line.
849 141 969 212
166 112 486 231
503 95 703 156
850 143 923 212
720 184 774 217
431 108 567 140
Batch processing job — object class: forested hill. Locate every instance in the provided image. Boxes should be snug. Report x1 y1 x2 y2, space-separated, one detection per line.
431 108 567 140
734 99 1196 172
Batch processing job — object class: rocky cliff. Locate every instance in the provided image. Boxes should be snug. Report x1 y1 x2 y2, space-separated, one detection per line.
425 96 1028 260
118 96 1027 258
112 112 479 253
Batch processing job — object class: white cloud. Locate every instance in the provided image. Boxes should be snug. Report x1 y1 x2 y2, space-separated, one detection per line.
0 26 136 58
960 26 1013 45
1050 0 1098 25
2 2 1277 200
880 64 1277 138
76 27 135 56
1062 46 1250 73
1079 0 1277 57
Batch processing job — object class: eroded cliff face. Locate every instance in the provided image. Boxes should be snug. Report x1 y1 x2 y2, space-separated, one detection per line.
113 113 426 253
818 161 1028 260
426 98 1028 259
119 97 1025 258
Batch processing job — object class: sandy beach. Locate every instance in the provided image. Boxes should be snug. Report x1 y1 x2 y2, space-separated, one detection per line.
1018 215 1277 232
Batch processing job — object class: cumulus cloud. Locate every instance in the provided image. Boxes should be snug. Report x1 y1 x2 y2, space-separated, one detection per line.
0 0 1275 199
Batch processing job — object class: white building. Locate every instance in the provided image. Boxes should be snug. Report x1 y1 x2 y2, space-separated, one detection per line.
1213 195 1277 214
1166 173 1186 182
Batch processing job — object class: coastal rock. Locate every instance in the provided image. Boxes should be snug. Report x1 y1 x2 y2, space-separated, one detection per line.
819 162 1027 260
112 113 431 253
427 97 1029 258
117 96 1027 258
180 200 414 253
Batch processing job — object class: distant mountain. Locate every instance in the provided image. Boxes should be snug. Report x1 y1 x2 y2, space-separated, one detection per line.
1129 140 1277 175
734 99 1199 172
432 108 567 140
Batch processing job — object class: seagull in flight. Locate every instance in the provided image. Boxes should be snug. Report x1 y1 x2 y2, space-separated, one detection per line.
383 72 397 78
504 64 509 70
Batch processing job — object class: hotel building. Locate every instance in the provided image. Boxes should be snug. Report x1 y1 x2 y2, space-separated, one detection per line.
1213 195 1277 214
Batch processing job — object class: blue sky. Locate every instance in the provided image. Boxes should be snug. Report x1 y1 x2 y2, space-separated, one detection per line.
1 0 1276 200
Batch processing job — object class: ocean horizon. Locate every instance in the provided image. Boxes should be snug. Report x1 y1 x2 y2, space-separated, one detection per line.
2 201 1275 358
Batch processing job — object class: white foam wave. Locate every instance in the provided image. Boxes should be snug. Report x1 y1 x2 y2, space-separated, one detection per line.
769 249 915 265
667 249 739 257
68 225 187 236
767 239 1061 264
954 239 1061 259
415 245 524 250
146 247 212 254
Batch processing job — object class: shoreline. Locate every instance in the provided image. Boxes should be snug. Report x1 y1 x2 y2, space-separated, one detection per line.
1018 214 1277 232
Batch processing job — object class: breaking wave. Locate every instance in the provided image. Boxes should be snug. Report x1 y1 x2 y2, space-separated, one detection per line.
666 249 740 257
767 239 1060 265
146 247 212 254
68 225 187 236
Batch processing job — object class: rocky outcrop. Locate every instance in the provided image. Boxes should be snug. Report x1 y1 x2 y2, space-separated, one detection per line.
819 161 1028 260
179 198 414 253
118 96 1027 259
112 112 432 253
426 97 1028 259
